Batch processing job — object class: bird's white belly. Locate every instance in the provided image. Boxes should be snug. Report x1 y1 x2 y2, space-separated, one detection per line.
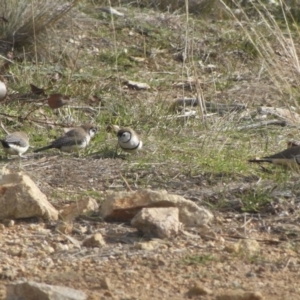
119 137 142 152
4 145 29 155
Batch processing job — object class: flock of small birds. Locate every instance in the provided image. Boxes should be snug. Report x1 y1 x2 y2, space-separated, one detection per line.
0 80 142 159
1 78 300 169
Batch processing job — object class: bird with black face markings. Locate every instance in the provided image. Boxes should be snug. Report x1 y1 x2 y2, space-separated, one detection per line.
110 125 142 153
0 131 30 158
34 124 97 153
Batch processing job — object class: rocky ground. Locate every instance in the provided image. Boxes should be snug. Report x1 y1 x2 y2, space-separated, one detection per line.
0 155 299 300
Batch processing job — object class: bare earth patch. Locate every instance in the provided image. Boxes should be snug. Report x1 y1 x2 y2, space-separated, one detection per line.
0 155 298 299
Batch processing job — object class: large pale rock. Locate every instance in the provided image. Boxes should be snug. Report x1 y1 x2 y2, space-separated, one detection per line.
6 281 87 300
0 170 58 221
100 189 213 226
60 197 99 221
131 207 180 238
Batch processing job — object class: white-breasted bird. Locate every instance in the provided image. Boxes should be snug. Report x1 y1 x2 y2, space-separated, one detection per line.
34 124 97 153
248 145 300 169
0 80 7 101
110 125 142 153
0 131 30 157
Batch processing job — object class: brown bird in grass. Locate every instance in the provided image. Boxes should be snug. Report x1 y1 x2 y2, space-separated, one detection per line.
34 124 97 153
248 145 300 169
47 93 72 109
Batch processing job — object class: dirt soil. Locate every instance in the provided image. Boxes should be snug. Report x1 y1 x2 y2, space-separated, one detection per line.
0 155 298 300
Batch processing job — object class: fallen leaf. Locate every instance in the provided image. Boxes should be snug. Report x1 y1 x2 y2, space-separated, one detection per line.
47 93 72 109
30 84 46 96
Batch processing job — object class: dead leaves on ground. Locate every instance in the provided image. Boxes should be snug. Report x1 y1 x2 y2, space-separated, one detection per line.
47 94 72 109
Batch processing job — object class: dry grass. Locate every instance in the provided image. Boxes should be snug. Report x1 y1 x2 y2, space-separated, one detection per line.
0 0 79 61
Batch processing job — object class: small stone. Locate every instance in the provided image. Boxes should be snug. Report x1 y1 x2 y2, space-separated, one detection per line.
187 283 212 297
134 240 159 251
89 292 102 300
216 291 264 300
232 280 241 288
55 243 69 252
42 245 55 254
100 277 111 290
8 247 21 257
103 291 113 297
224 242 240 253
246 271 256 278
55 221 73 234
131 207 180 238
82 233 106 248
2 219 14 227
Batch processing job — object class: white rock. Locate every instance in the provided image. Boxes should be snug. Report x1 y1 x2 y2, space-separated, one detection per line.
0 170 58 220
131 207 180 238
56 243 69 252
6 280 87 300
100 189 213 226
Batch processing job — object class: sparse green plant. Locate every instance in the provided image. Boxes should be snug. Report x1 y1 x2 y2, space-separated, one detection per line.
241 189 273 212
181 254 215 265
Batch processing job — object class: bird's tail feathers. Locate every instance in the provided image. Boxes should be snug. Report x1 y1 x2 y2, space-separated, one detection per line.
248 158 272 164
34 145 52 153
